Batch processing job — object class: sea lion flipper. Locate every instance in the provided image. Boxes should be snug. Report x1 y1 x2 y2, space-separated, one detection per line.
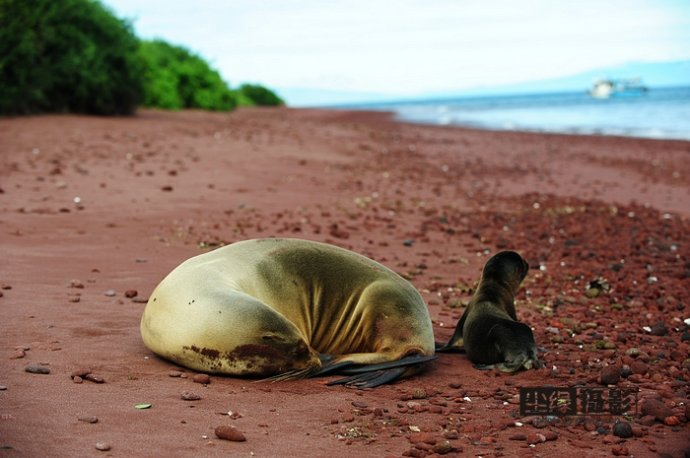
438 307 468 351
325 367 407 388
309 357 358 377
435 341 465 353
335 354 437 374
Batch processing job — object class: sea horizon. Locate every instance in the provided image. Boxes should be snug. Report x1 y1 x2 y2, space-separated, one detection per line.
335 85 690 141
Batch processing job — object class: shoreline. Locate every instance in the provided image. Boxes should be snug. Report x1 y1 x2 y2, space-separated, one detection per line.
1 108 688 457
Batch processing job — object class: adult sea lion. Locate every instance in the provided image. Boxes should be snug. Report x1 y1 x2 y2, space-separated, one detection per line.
438 251 542 372
140 238 436 388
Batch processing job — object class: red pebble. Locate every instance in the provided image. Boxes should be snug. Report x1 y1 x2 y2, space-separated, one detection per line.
526 433 546 444
663 415 680 426
214 425 246 442
612 446 629 456
192 373 210 384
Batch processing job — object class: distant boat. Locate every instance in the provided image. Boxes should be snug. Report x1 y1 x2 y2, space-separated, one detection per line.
589 78 648 99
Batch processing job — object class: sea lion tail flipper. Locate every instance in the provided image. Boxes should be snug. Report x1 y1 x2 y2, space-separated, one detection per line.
335 354 437 374
314 354 436 388
326 367 407 388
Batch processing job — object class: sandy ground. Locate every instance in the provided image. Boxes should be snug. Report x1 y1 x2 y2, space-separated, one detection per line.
1 108 689 457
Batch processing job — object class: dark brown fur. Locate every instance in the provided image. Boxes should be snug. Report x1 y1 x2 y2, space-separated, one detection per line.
440 251 542 372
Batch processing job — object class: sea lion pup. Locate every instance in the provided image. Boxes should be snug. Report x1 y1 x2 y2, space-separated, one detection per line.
140 238 436 388
437 251 542 372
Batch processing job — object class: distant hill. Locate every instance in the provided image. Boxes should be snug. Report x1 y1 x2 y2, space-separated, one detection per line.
280 59 690 107
431 59 690 98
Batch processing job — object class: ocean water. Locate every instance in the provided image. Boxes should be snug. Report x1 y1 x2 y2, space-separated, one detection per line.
351 86 690 141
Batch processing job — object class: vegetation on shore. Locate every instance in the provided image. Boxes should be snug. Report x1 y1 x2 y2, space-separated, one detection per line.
0 0 284 116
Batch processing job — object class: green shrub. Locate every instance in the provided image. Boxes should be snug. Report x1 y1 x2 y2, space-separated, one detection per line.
138 40 237 111
239 84 285 106
0 0 143 115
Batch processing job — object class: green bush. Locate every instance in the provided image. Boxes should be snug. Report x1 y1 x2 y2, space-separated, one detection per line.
0 0 143 115
138 40 237 111
239 84 285 106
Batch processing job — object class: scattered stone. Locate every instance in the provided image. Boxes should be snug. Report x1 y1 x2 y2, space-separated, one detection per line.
181 391 202 401
192 374 210 384
612 421 633 438
70 368 92 379
0 385 7 391
403 239 414 247
611 445 630 456
78 416 99 424
94 442 111 451
10 350 25 359
161 185 174 192
509 433 527 441
73 376 83 384
168 370 184 377
104 290 116 297
70 280 84 289
432 440 454 454
625 347 641 357
214 425 246 442
412 388 427 399
649 322 668 336
543 431 558 441
663 415 680 426
84 374 105 384
602 434 622 444
526 433 546 445
599 365 620 385
630 361 648 375
124 289 138 298
25 364 50 374
641 399 673 421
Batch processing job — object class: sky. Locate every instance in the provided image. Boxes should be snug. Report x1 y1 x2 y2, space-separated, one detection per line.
105 0 690 105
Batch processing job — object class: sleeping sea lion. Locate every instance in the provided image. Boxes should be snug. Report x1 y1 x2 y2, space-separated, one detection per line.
438 250 542 372
140 238 436 388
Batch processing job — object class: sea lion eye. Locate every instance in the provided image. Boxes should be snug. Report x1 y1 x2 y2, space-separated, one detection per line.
262 333 285 342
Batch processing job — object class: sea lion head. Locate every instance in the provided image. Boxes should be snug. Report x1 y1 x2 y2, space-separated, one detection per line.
481 250 529 291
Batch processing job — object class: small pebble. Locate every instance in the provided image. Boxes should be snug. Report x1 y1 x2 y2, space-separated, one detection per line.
104 290 116 297
124 289 138 298
412 388 427 399
84 374 105 384
599 365 620 385
168 370 184 377
612 420 633 438
641 399 673 421
214 425 246 442
70 368 92 379
611 445 629 456
526 433 546 445
663 415 680 426
192 374 210 384
25 364 50 374
432 440 454 454
78 416 99 424
73 376 83 384
0 385 7 390
10 350 25 359
95 442 111 451
181 391 202 401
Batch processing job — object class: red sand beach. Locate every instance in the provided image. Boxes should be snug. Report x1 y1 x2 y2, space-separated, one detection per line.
1 108 689 457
